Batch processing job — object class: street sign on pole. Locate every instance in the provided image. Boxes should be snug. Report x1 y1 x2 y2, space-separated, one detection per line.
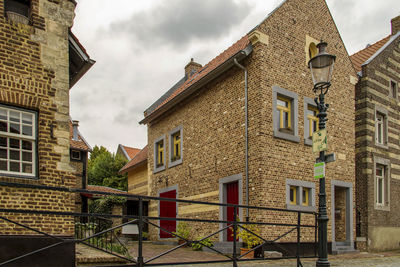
312 129 327 153
314 162 325 179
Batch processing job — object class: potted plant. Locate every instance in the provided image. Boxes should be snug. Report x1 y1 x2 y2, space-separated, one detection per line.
191 237 213 251
173 221 191 246
236 224 262 259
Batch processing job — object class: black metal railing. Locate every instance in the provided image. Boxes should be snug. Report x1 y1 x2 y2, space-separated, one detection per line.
0 181 318 267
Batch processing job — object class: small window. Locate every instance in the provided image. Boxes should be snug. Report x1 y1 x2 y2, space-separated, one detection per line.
169 126 183 168
376 165 384 205
390 81 398 99
307 105 319 138
154 135 166 173
71 150 81 161
4 0 30 25
0 105 36 178
309 42 318 60
156 140 164 167
277 96 292 131
374 157 390 211
376 113 384 144
172 132 181 161
374 106 388 148
286 179 315 212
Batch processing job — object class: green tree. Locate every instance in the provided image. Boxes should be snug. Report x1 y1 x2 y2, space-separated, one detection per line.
88 146 128 190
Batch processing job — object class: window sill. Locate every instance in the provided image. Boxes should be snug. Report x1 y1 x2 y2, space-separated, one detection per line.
375 142 388 150
153 165 166 174
304 138 312 146
374 204 390 211
274 129 300 143
0 173 38 180
169 158 182 168
286 204 316 212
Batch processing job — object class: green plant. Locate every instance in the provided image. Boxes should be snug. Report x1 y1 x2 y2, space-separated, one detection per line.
142 231 149 240
191 237 213 251
236 224 262 249
173 221 191 240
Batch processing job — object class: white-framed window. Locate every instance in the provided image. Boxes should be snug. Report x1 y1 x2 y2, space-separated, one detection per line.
375 106 388 148
169 126 183 168
0 105 36 178
374 157 390 211
153 135 166 173
390 80 397 99
286 179 315 212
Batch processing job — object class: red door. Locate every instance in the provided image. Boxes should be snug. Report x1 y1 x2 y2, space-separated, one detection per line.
226 181 239 241
159 190 176 238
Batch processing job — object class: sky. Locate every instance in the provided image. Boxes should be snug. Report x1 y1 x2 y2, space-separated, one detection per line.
70 0 399 153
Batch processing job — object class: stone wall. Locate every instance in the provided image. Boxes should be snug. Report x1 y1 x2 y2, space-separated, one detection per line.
0 0 78 237
127 163 148 195
145 0 356 244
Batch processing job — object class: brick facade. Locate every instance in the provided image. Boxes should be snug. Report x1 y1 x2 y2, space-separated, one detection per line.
353 20 400 251
142 0 356 250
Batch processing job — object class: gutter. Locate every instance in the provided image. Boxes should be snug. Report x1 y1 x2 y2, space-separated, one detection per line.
233 58 249 222
140 44 253 125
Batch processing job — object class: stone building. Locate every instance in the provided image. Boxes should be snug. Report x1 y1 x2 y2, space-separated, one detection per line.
0 0 94 266
140 0 356 254
351 15 400 252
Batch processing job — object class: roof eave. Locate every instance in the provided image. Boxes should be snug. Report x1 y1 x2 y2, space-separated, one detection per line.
119 159 148 175
140 44 253 125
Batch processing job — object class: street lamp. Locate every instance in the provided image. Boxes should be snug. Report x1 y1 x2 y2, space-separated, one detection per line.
308 41 335 267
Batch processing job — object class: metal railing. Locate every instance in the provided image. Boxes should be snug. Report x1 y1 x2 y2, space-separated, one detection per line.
0 181 318 266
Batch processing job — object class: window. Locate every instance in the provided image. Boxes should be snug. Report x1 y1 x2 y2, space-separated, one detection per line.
374 157 390 211
169 126 183 168
305 35 319 65
0 105 36 178
390 81 398 99
153 135 166 173
374 106 388 148
4 0 30 25
304 97 319 145
309 42 318 60
71 150 81 161
286 179 315 212
273 86 299 142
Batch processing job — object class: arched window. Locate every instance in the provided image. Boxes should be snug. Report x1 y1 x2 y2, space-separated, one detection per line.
4 0 30 25
308 42 318 60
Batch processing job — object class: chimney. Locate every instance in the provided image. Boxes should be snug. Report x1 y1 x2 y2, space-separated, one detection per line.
72 120 79 140
184 58 202 80
391 15 400 35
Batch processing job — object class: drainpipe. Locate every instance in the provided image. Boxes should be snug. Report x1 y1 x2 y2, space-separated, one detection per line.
233 58 249 222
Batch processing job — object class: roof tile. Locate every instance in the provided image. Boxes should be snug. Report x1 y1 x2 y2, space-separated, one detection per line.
119 145 148 173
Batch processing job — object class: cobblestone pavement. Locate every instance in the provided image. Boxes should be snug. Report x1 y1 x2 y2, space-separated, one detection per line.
76 242 400 267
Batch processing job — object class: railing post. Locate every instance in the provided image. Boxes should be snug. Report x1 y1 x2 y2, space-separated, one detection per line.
315 213 318 257
297 212 301 267
232 205 238 267
138 197 144 267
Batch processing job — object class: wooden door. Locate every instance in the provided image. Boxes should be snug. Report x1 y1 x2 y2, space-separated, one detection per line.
226 181 238 241
159 189 176 238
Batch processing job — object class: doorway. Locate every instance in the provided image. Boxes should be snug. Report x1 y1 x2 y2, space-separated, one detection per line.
159 187 177 238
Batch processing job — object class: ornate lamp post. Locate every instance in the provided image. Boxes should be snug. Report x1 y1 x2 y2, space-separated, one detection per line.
308 41 335 267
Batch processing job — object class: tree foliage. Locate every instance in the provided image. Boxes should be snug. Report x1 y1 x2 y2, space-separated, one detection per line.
88 145 128 191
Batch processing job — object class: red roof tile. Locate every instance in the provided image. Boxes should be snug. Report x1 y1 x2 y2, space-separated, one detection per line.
146 35 250 118
69 120 91 151
122 145 141 160
350 35 391 73
119 145 148 174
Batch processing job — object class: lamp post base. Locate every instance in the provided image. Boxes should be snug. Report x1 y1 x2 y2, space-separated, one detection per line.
316 259 330 267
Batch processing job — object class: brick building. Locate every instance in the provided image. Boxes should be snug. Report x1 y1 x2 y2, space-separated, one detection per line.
0 0 94 266
140 0 356 253
351 15 400 252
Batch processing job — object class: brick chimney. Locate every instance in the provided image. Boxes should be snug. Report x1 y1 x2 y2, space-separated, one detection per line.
72 120 79 140
184 58 202 80
391 15 400 35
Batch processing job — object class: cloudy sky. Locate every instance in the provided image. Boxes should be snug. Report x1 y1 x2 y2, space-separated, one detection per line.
70 0 399 153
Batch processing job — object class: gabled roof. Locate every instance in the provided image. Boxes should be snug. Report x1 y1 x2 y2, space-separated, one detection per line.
350 35 391 73
117 144 141 160
119 145 148 174
69 120 91 152
140 35 251 124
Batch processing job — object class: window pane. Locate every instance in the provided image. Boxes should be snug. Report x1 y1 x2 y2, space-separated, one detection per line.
22 125 32 136
290 188 294 202
376 167 383 176
0 109 6 120
22 113 32 124
0 160 6 170
10 139 20 148
22 163 32 173
22 140 32 150
10 161 20 172
283 112 289 128
378 178 383 203
10 150 19 160
0 149 7 159
10 123 20 134
9 111 20 122
0 137 6 147
22 151 32 162
0 121 6 132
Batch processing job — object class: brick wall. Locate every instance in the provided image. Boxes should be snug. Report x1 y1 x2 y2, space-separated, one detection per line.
0 0 78 237
127 163 148 196
355 34 400 251
145 0 356 244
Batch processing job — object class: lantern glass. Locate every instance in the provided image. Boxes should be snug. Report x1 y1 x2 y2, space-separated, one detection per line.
308 42 336 88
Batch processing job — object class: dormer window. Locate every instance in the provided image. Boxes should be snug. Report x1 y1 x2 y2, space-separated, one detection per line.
4 0 30 25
